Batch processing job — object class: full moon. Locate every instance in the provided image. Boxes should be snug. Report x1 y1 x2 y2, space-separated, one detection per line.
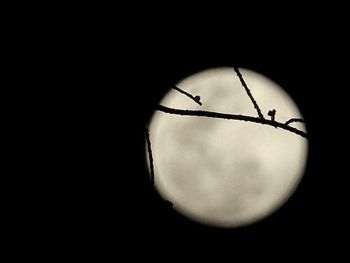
146 67 308 228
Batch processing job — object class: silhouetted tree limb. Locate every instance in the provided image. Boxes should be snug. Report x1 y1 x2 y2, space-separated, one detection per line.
234 67 265 119
173 86 202 106
145 127 155 189
285 118 306 126
146 68 308 200
157 105 308 139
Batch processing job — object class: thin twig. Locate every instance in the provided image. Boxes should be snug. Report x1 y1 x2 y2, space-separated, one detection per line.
285 118 306 126
173 86 202 106
233 67 265 119
145 127 155 188
157 105 308 139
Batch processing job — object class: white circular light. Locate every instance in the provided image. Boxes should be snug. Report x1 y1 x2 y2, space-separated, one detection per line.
147 67 308 228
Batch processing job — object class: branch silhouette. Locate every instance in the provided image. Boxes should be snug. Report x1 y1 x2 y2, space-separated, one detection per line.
146 68 309 197
145 127 155 189
234 67 265 119
173 86 202 105
157 105 308 139
285 118 306 126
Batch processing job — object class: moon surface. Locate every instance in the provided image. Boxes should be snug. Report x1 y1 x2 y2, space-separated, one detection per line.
147 67 308 228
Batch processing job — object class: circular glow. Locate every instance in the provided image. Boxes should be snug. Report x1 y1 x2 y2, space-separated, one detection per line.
147 67 308 228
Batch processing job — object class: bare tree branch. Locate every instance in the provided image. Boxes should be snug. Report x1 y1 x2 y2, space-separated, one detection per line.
145 127 155 188
157 105 308 139
285 118 306 126
146 70 309 203
173 86 202 106
233 67 265 119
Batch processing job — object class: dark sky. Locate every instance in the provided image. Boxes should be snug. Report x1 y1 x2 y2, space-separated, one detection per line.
56 31 344 256
17 8 348 259
122 44 340 252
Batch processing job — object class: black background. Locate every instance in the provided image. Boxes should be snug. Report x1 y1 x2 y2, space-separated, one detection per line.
8 5 348 259
93 37 343 255
40 16 347 258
